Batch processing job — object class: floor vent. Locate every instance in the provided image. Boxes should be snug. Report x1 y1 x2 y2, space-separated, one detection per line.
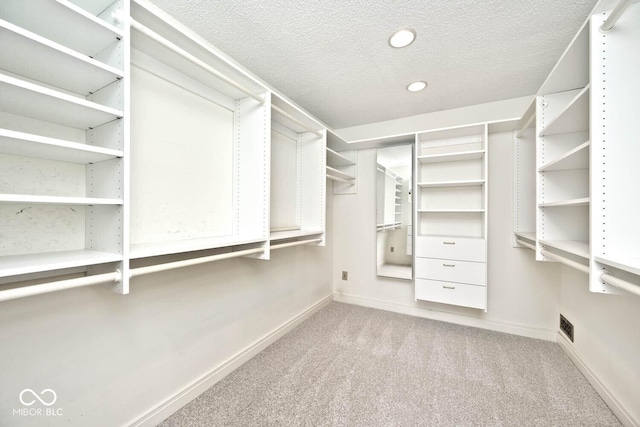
560 314 574 342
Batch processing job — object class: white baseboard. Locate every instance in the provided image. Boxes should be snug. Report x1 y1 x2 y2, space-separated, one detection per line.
128 294 333 427
557 332 638 427
333 292 557 341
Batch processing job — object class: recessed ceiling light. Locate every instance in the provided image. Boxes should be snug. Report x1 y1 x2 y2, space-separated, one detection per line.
388 29 416 48
406 81 427 92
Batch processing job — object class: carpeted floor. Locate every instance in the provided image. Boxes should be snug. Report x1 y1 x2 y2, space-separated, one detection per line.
160 302 620 426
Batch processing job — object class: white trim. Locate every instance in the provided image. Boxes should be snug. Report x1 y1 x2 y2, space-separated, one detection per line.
557 332 637 427
127 294 333 427
333 292 556 341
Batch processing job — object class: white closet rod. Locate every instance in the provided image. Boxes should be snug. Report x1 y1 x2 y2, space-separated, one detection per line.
272 105 322 137
130 247 264 277
515 112 536 138
130 19 265 104
540 249 589 274
515 238 536 251
600 0 633 31
0 272 119 303
600 273 640 297
270 238 322 251
0 247 266 302
326 174 352 183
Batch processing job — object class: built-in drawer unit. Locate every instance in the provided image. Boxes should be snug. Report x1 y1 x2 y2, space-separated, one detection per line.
415 279 486 310
415 257 486 286
415 235 486 262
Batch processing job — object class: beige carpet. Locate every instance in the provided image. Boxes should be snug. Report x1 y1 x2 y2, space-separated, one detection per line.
160 302 620 426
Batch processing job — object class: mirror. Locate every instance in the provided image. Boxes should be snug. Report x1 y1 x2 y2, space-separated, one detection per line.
376 144 413 280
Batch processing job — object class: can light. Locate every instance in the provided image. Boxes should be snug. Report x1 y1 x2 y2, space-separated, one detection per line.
406 81 427 92
388 29 416 48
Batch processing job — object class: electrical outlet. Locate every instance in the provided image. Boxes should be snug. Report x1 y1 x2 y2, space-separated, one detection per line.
390 246 395 252
342 271 348 280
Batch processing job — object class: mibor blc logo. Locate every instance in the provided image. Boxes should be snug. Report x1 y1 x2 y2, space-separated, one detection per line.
13 389 63 417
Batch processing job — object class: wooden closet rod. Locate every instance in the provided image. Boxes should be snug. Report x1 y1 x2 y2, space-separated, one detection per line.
130 19 265 104
600 0 633 31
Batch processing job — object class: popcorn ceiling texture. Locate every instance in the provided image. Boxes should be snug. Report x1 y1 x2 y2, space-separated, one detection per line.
148 0 597 129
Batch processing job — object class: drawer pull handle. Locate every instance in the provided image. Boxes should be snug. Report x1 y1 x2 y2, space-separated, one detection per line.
443 264 456 267
443 241 456 245
443 285 456 290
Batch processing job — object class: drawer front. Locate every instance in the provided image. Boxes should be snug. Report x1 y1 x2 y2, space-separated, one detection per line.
415 258 486 285
415 279 486 310
415 236 486 262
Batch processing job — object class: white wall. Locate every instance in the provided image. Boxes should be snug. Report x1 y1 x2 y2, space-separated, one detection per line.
559 266 640 425
333 129 561 340
0 195 333 427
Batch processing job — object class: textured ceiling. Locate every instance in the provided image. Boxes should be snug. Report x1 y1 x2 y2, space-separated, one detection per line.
147 0 598 129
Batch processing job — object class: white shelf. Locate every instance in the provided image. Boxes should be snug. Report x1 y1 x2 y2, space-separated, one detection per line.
0 73 123 129
130 236 266 259
538 85 590 136
417 150 485 164
0 194 123 205
539 141 589 172
0 128 122 163
270 229 323 241
539 239 589 259
418 209 485 213
0 0 123 57
595 255 640 277
418 179 485 188
326 147 355 167
0 19 123 95
0 250 122 278
538 20 589 95
326 166 355 181
539 198 590 207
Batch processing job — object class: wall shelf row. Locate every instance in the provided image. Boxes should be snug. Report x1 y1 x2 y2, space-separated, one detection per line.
514 3 640 298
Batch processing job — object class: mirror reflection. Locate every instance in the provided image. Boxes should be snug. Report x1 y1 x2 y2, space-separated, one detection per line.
376 144 413 280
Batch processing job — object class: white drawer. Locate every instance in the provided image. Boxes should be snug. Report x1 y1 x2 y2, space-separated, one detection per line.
415 258 486 285
415 279 486 310
415 236 486 262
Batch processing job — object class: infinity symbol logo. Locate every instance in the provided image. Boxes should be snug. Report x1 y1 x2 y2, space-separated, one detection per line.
19 389 57 407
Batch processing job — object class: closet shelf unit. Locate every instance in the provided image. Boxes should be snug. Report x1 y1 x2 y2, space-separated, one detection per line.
535 16 590 267
414 124 489 310
0 19 124 95
513 0 640 296
513 99 536 250
0 0 129 291
269 93 326 249
1 0 125 58
589 2 640 295
129 0 271 262
326 130 357 194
